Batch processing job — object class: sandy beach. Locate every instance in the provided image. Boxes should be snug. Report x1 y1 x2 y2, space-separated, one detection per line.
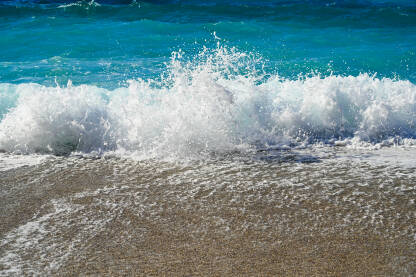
1 149 415 276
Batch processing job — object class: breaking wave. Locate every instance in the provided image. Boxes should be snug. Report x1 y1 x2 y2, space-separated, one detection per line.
1 47 415 159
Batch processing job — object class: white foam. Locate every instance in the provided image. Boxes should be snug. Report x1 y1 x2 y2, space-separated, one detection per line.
0 153 49 172
58 0 100 9
0 47 415 160
334 147 416 168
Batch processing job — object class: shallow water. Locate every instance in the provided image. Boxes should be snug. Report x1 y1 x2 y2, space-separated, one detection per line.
1 148 415 275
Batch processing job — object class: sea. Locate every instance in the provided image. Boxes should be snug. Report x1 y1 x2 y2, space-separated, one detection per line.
0 0 415 275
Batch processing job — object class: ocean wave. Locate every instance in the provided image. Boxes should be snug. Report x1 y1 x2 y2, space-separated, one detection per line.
57 0 101 9
0 47 415 158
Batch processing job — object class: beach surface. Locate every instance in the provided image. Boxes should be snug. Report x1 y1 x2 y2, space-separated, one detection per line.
1 148 415 276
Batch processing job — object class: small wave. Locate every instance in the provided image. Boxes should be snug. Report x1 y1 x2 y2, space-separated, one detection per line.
58 0 101 9
0 47 415 159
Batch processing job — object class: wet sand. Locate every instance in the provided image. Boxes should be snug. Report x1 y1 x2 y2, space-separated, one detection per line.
1 150 415 276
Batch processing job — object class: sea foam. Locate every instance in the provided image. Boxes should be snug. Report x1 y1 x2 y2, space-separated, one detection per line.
0 47 415 159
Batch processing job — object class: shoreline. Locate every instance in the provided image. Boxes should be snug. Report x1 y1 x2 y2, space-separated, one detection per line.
1 151 415 275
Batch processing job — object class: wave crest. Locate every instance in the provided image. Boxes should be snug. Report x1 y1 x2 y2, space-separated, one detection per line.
1 47 416 158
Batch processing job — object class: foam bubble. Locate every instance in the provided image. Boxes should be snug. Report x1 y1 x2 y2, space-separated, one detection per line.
0 83 114 155
0 47 415 159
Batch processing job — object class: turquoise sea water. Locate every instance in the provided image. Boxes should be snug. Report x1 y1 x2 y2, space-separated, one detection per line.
0 0 415 157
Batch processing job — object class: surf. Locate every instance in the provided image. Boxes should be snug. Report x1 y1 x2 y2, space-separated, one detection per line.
0 47 415 159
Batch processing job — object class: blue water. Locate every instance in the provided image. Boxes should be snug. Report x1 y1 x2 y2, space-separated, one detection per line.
1 0 415 87
0 0 415 157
